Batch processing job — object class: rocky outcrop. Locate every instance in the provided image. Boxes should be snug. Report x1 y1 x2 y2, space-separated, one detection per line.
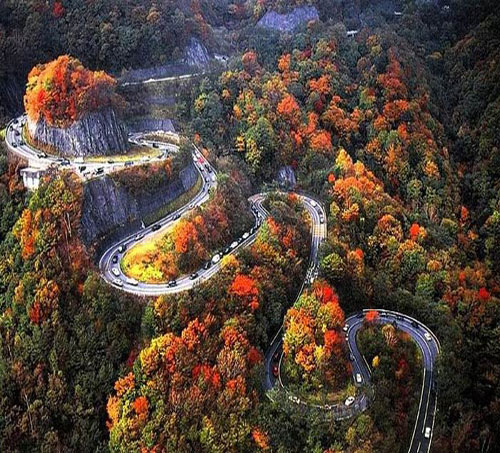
277 166 297 188
128 118 176 133
181 37 211 68
28 107 129 157
81 162 198 247
257 6 319 32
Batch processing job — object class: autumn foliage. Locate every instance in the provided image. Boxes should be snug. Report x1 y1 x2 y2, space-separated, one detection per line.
24 55 119 127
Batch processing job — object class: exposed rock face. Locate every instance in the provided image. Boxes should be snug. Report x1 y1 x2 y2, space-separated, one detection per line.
28 107 129 157
182 37 211 68
128 118 176 134
257 6 319 32
277 166 297 188
81 162 198 247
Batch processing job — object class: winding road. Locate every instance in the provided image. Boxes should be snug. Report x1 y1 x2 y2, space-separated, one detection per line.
5 114 440 453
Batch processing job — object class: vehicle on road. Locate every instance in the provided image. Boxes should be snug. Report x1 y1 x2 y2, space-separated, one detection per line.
135 233 145 241
125 161 134 167
424 427 431 439
272 365 279 378
12 143 17 147
343 324 349 332
345 396 355 406
203 261 212 270
190 273 198 280
230 241 238 249
79 166 87 172
96 167 104 174
112 279 123 287
212 254 221 264
112 268 120 277
311 200 317 207
242 232 250 240
112 256 118 264
319 215 325 224
424 332 432 342
118 244 127 253
127 278 139 287
107 160 115 164
350 353 354 361
173 213 181 220
37 152 48 158
355 373 363 384
167 280 177 288
151 224 161 231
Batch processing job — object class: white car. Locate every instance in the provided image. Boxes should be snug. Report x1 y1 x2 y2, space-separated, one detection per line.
230 241 238 249
343 324 349 332
112 278 123 287
424 427 431 439
112 268 120 277
355 373 363 384
212 254 221 264
424 332 432 342
242 232 250 240
311 200 317 207
345 396 355 406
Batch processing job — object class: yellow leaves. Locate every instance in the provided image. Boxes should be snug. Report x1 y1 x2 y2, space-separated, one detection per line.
424 159 441 179
372 355 380 368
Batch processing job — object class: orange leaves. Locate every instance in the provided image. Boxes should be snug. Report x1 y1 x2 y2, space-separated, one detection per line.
364 310 380 323
409 223 420 240
133 396 149 415
252 428 270 450
278 53 291 73
230 274 260 311
114 372 135 397
24 55 117 127
277 94 301 125
310 130 333 154
106 396 121 430
172 219 199 254
308 74 331 96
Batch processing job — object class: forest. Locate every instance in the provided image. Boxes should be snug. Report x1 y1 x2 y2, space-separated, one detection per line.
0 0 499 452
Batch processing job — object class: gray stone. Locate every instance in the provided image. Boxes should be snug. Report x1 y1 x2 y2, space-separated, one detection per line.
81 162 198 246
257 6 319 33
28 107 129 157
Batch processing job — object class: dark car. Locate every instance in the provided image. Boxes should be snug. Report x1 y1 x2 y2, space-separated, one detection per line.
112 255 119 264
37 152 48 159
107 160 115 164
125 161 134 167
411 320 419 329
272 365 279 378
190 273 198 280
152 143 158 148
151 224 161 231
173 213 181 220
117 244 127 253
79 166 87 172
203 261 212 270
167 280 177 288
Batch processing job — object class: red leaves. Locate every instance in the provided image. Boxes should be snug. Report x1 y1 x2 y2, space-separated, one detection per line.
230 274 260 311
409 223 420 240
25 55 117 127
365 310 380 323
133 396 149 415
52 1 65 18
277 94 300 125
478 287 491 301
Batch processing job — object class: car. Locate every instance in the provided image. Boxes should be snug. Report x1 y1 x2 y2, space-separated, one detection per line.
411 320 419 329
272 364 279 378
173 213 181 220
118 244 127 253
125 161 134 167
212 254 221 264
311 200 317 207
190 272 198 280
19 140 24 146
107 160 115 164
135 233 145 241
345 335 349 341
96 167 104 174
349 353 355 361
112 268 120 277
60 160 70 166
12 143 17 148
112 255 118 264
424 427 431 439
424 332 432 342
343 324 349 332
151 224 161 231
345 396 355 407
189 203 195 210
211 174 216 182
127 278 139 287
37 152 48 159
152 143 158 148
203 261 212 270
242 232 250 240
79 166 87 172
223 246 230 255
355 373 363 384
230 241 238 249
167 280 177 288
319 215 325 224
112 278 123 287
272 350 280 361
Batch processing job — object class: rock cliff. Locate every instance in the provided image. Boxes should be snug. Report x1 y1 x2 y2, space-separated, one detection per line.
81 162 198 247
27 107 129 157
257 6 319 32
